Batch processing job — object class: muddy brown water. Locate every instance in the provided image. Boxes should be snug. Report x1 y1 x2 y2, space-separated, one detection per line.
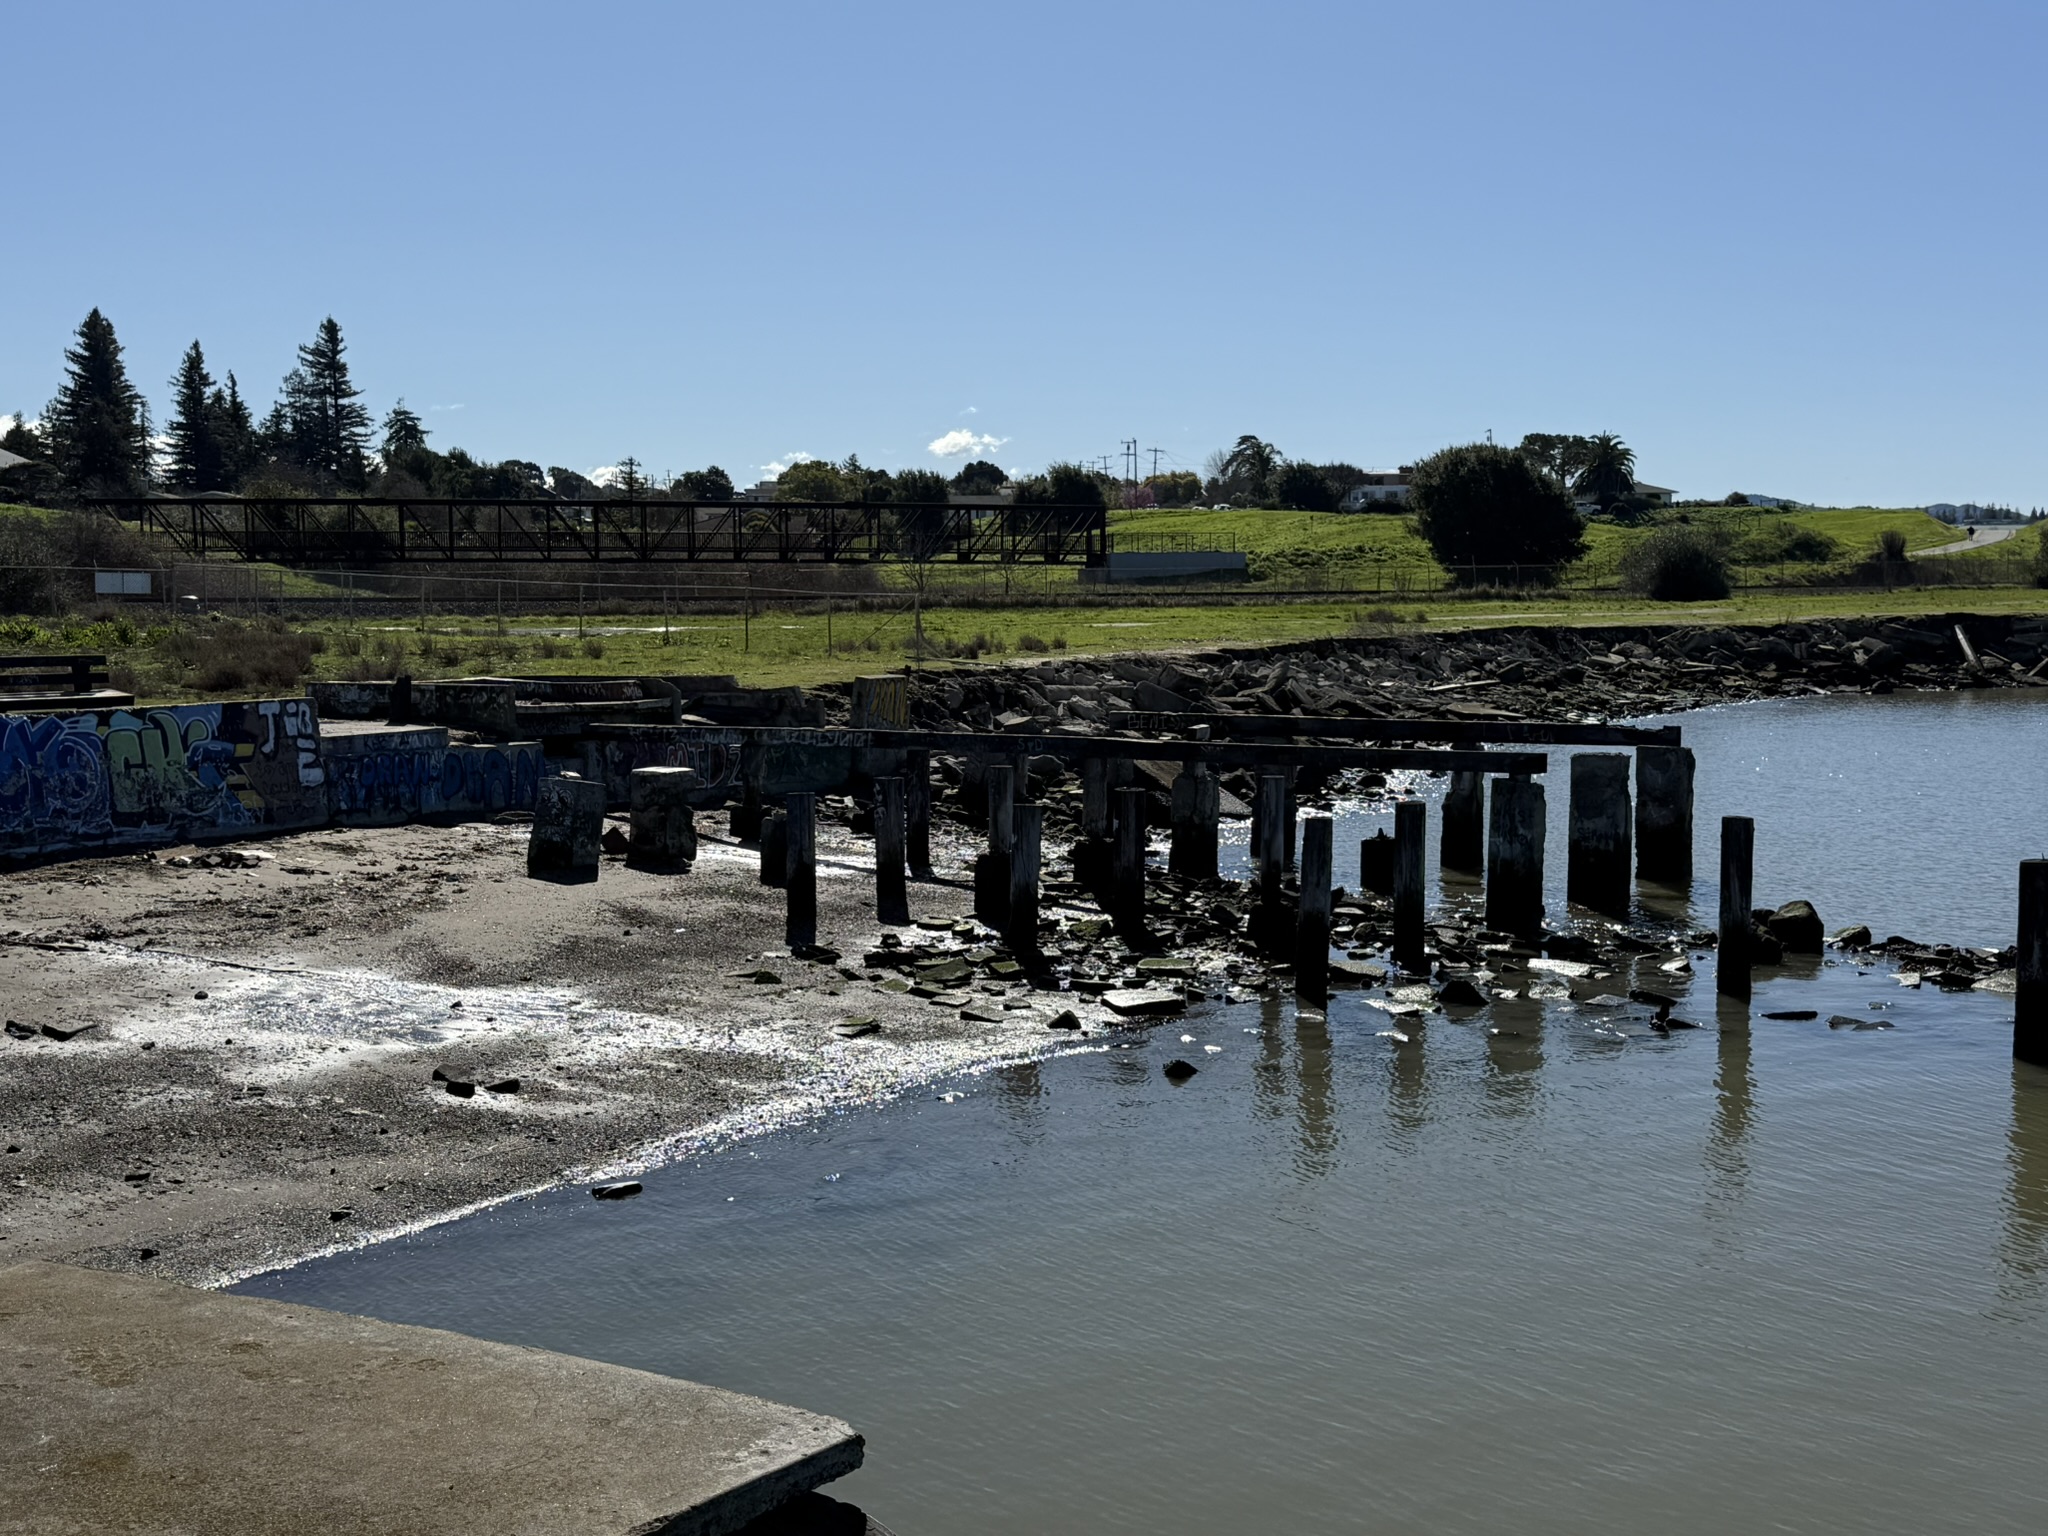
240 691 2048 1533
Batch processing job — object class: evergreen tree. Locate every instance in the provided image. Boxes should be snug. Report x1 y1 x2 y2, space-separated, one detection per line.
280 317 372 487
43 308 152 498
381 400 428 459
165 341 228 492
211 372 257 488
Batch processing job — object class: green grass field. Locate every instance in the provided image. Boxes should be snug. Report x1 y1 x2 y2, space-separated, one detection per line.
3 501 2042 703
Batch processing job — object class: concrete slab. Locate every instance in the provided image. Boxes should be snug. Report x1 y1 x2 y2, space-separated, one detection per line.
0 1261 864 1536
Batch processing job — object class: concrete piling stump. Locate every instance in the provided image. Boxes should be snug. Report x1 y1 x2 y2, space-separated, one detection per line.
1567 753 1633 915
1636 744 1696 885
627 766 699 867
1393 798 1427 973
1297 815 1334 995
785 793 817 950
1009 804 1044 955
874 776 909 925
1169 763 1220 881
2019 861 2048 1065
1484 775 1546 938
1717 815 1755 1002
1440 770 1485 875
1113 786 1147 937
527 773 605 878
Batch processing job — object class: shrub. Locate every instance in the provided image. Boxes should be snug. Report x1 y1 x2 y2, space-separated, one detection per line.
1017 633 1050 653
157 619 319 692
538 634 567 659
1876 528 1909 562
1051 634 1068 650
1408 443 1585 580
1735 522 1839 564
1619 527 1732 601
581 636 607 659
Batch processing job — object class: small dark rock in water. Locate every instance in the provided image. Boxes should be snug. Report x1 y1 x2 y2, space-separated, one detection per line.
1767 900 1825 954
1828 1015 1893 1030
1162 1059 1199 1082
1436 977 1488 1008
482 1078 521 1094
1629 988 1681 1012
591 1180 643 1201
1660 1018 1702 1030
1046 1009 1082 1031
1763 1010 1819 1021
1831 925 1873 949
194 991 208 1000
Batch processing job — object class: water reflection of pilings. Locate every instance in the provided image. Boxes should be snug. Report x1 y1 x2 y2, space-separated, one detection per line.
1998 1062 2048 1309
1294 1007 1338 1180
1249 992 1341 1179
1480 999 1544 1116
992 1060 1046 1135
1705 1009 1755 1214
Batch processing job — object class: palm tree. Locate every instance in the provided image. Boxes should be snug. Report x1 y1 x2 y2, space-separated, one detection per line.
1572 432 1636 507
1220 434 1280 486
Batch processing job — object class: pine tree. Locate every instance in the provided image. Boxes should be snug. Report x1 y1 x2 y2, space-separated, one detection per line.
281 317 372 488
43 308 152 498
165 341 227 492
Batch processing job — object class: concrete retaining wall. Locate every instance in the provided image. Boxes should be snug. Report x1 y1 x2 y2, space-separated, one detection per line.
324 728 549 826
1081 551 1249 584
0 700 329 856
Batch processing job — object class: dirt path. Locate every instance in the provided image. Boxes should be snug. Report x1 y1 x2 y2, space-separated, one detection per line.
1919 524 2022 556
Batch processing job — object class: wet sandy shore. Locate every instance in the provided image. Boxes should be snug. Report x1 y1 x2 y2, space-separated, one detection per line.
0 814 1094 1287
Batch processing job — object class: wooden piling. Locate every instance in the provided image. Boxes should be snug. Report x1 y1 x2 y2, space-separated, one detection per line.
785 794 817 950
1283 769 1299 872
1297 815 1333 995
2017 860 2048 1065
905 749 932 873
1081 757 1112 840
978 762 1017 926
1169 763 1220 881
1008 805 1043 955
1635 745 1695 884
1440 770 1484 875
1717 815 1754 1001
1567 752 1633 916
1393 798 1426 972
1484 776 1546 938
1255 774 1288 910
874 776 908 925
1113 786 1147 937
758 809 787 888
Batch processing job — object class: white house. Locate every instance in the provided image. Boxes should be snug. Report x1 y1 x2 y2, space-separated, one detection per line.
1339 471 1410 511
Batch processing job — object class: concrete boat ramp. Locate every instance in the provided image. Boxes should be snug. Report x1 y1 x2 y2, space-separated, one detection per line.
0 1262 883 1534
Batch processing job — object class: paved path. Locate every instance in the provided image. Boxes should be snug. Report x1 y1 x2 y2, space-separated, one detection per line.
1919 524 2024 557
1 1261 866 1535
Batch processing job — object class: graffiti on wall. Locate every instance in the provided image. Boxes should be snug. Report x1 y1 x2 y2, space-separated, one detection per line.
0 700 328 852
326 733 547 824
597 728 745 806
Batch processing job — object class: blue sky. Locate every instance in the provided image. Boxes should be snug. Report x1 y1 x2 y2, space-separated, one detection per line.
6 0 2044 505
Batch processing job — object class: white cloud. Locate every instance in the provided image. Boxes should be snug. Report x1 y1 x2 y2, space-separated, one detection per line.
760 451 817 479
587 464 624 487
928 429 1009 459
429 403 465 413
959 405 979 416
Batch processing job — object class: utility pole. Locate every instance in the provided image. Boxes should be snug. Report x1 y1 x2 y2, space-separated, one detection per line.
1148 447 1163 478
